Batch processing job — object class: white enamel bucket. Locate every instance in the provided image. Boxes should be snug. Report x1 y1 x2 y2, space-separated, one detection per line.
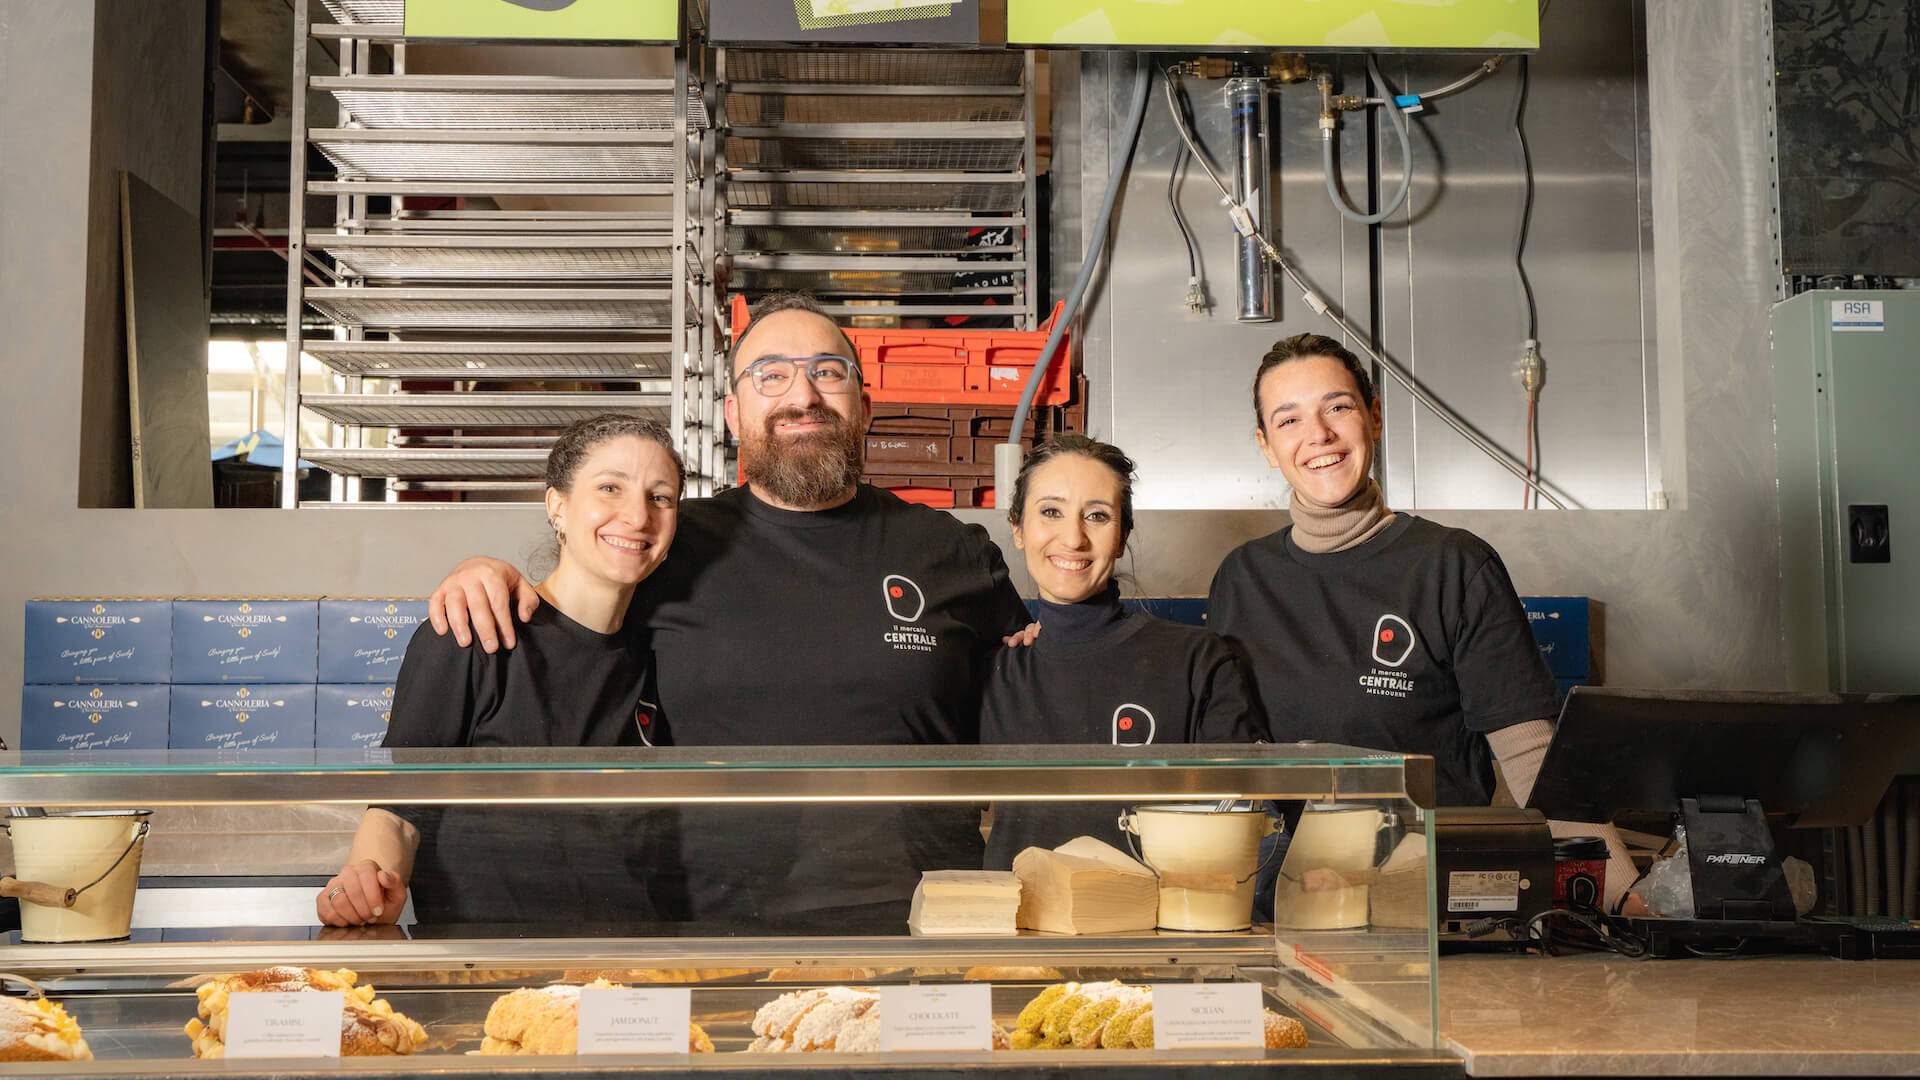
1121 804 1279 931
1274 804 1390 931
3 810 152 942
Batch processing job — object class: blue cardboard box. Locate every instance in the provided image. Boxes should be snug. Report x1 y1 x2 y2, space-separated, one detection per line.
23 598 172 684
1521 596 1593 680
315 684 395 750
171 599 318 684
20 684 169 751
168 685 316 752
318 599 426 683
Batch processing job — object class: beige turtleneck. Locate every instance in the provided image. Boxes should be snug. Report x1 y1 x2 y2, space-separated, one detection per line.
1287 477 1395 554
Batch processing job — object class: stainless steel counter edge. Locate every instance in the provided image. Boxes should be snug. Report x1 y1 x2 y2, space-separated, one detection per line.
4 1048 1466 1079
8 932 1296 977
1449 1045 1920 1078
0 754 1436 809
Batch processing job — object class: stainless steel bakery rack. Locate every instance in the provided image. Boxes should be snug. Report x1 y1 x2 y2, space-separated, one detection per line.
285 3 723 506
303 340 672 380
717 47 1039 328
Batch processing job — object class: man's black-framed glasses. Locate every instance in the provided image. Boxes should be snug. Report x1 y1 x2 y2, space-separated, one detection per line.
731 353 864 396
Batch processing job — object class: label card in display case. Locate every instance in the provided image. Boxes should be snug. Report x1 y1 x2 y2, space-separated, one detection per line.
878 985 994 1052
1148 983 1265 1049
224 991 344 1059
577 987 691 1055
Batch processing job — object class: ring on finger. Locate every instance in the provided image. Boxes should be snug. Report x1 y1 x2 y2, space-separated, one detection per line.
327 886 344 901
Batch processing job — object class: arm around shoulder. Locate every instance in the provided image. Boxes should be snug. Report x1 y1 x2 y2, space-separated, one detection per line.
429 555 540 652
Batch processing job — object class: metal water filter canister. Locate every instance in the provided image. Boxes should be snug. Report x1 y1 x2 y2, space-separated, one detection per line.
1228 76 1274 322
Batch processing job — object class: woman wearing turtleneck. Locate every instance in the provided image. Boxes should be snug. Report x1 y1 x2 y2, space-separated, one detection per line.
980 435 1264 870
1208 334 1639 910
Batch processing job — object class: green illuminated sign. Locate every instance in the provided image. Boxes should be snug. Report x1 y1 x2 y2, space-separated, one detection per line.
404 0 681 42
1007 1 1539 50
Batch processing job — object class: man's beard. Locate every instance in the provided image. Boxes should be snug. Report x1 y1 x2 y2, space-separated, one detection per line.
741 405 864 508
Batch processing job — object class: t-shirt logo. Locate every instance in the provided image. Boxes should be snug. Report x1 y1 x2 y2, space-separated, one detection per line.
1371 614 1416 668
635 698 658 747
1111 703 1157 746
882 574 926 623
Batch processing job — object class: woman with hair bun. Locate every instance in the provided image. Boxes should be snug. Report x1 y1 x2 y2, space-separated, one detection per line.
1209 335 1639 910
981 434 1265 869
317 414 687 927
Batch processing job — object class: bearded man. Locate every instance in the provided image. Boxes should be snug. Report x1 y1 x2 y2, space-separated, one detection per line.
425 292 1030 926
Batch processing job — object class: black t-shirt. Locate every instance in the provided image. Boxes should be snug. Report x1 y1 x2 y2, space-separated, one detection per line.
978 591 1265 869
383 605 673 925
1207 515 1557 806
629 484 1030 923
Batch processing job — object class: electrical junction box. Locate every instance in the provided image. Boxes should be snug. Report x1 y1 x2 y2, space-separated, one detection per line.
1771 291 1920 692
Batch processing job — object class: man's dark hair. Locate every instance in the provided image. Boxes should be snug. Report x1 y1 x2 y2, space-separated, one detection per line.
730 291 859 371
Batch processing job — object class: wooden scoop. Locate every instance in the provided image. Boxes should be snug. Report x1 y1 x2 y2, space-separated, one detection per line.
0 877 77 909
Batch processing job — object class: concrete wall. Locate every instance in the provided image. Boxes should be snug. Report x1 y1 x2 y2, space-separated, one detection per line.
0 0 1786 757
76 0 212 507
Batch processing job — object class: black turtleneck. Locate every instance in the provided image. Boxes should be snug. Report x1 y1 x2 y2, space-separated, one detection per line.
1033 581 1127 643
978 584 1265 869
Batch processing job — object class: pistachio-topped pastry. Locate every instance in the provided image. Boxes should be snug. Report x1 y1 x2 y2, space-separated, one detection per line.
1008 981 1310 1051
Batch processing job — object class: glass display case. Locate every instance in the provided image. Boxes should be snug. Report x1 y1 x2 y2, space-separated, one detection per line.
0 745 1452 1077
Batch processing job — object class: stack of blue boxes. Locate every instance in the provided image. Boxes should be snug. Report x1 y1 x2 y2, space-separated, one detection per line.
21 597 426 753
1519 596 1596 702
21 599 172 750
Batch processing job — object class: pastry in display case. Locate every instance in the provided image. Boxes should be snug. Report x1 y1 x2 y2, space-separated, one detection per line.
1005 981 1310 1051
482 981 714 1055
0 744 1446 1077
0 995 93 1062
184 968 428 1059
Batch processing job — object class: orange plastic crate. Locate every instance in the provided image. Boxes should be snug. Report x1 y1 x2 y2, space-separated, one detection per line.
728 295 1073 407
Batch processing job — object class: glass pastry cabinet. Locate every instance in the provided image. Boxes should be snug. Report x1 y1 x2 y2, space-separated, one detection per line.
0 745 1454 1077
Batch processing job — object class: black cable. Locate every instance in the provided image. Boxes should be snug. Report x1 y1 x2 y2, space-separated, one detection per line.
1169 140 1199 279
1513 53 1539 342
1523 908 1652 960
1161 65 1205 309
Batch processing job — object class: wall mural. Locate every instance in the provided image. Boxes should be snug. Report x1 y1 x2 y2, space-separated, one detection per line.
1774 0 1920 275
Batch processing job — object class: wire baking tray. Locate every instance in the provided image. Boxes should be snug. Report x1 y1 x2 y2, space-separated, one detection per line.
725 136 1024 173
352 210 678 233
726 176 1025 212
310 234 677 281
304 288 675 330
730 223 1018 255
302 448 550 479
723 91 1023 126
725 49 1024 87
302 392 669 428
319 0 400 24
322 78 709 131
306 340 672 380
735 272 1020 296
315 136 675 183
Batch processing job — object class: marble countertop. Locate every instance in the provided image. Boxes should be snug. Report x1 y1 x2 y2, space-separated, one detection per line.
1440 953 1920 1076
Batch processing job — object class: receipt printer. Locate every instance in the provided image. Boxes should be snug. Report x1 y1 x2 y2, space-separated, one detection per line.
1435 807 1554 934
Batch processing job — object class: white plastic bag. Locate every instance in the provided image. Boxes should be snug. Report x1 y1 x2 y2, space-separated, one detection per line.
1638 824 1695 919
